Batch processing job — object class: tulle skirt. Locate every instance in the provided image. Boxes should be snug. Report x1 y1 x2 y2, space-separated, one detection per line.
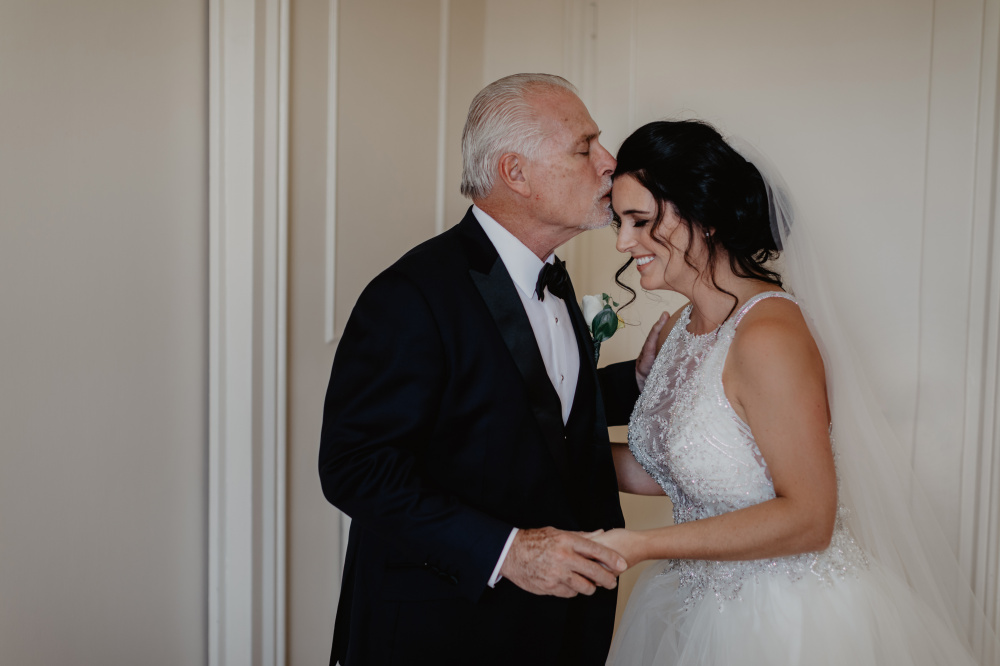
606 559 978 665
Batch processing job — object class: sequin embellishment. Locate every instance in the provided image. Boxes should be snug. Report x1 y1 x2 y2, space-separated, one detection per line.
628 292 868 610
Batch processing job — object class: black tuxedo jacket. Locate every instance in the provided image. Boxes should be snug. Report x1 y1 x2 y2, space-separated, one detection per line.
319 209 640 666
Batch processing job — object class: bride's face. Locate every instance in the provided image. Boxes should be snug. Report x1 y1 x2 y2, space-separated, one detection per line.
613 174 703 294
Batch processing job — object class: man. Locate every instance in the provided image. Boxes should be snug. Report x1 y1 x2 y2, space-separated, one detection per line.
319 73 649 665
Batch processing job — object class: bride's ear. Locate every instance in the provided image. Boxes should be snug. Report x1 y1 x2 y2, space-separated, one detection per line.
498 152 531 198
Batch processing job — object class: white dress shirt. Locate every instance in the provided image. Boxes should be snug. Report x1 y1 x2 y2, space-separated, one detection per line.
472 206 581 422
471 205 582 587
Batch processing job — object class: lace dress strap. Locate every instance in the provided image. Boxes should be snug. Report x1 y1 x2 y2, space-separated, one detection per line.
732 291 797 328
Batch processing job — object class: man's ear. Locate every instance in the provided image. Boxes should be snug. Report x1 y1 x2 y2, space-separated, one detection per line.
497 152 531 198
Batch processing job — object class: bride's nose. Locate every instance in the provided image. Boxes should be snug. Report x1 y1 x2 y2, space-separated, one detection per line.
615 223 634 254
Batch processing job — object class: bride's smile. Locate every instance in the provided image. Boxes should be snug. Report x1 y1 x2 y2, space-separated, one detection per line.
633 255 655 269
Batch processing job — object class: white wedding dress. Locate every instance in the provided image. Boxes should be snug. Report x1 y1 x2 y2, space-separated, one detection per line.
606 291 979 666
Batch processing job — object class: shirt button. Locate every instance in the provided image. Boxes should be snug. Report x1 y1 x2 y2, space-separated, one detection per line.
560 374 565 383
554 316 559 323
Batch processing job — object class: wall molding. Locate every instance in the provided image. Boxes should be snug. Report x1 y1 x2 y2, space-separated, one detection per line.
914 0 1000 643
560 0 599 276
959 0 1000 640
977 0 1000 628
628 0 638 128
261 0 289 662
435 0 450 235
323 0 352 573
562 0 597 108
209 0 289 664
324 0 340 344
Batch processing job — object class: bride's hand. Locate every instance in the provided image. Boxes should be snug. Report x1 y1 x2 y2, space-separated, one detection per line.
636 312 670 390
589 528 644 570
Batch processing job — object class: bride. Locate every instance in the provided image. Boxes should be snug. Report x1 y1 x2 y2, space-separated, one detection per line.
595 120 996 665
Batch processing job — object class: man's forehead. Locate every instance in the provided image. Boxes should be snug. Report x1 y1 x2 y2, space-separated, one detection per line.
530 87 585 118
531 92 598 138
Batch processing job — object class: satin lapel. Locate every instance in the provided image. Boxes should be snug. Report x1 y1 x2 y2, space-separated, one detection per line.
563 276 601 422
464 224 569 473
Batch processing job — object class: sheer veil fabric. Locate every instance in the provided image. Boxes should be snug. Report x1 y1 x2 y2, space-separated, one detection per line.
737 139 999 663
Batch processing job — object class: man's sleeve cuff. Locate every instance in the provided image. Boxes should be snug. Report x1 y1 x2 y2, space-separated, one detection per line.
487 527 519 588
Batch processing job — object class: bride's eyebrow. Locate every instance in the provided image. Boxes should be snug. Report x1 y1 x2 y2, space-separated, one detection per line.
620 208 652 216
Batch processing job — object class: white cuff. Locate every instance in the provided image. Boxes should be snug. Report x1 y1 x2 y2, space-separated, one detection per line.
487 528 519 588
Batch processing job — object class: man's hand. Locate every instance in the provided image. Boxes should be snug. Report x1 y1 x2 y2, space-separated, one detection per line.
499 527 627 598
635 312 670 390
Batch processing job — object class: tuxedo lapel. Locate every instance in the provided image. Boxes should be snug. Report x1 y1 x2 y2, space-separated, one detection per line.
563 276 602 426
460 214 570 472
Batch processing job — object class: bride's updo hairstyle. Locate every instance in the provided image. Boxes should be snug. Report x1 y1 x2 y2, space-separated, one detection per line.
612 120 782 310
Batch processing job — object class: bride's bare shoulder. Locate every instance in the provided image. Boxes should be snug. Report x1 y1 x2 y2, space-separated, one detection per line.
729 296 823 379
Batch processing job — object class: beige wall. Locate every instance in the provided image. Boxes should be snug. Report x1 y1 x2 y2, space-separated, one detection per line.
333 0 441 333
445 0 488 227
0 1 208 665
287 2 338 663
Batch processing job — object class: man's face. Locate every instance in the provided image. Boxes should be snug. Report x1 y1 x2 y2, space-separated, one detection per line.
523 89 617 233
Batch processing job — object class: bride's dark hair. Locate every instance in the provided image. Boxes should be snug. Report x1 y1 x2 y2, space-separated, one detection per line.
612 120 782 314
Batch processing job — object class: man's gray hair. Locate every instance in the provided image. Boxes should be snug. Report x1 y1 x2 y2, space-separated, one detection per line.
460 73 578 200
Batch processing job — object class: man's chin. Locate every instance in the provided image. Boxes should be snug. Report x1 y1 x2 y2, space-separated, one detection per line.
579 212 614 231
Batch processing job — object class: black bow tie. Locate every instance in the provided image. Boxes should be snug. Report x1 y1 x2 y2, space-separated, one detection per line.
535 258 571 301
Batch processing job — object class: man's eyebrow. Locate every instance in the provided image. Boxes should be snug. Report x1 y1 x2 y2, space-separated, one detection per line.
578 131 601 145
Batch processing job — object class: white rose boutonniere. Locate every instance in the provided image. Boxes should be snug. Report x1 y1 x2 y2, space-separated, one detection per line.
581 293 624 364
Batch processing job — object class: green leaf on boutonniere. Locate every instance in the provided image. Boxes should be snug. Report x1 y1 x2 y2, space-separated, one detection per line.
591 306 619 343
582 292 623 364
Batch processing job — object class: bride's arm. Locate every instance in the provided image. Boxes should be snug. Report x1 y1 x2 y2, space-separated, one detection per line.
596 302 837 566
608 307 685 496
611 443 665 495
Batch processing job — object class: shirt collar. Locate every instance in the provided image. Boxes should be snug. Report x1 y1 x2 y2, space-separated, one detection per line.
472 205 553 299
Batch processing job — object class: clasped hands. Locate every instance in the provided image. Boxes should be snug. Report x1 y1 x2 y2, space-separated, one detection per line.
498 314 666 598
499 526 638 598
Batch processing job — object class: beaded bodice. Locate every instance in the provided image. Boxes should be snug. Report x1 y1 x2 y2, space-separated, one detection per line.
628 291 867 607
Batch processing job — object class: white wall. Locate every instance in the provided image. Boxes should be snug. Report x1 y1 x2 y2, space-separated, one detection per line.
0 1 208 664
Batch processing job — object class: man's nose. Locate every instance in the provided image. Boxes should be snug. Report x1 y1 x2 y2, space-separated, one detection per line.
595 141 616 175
